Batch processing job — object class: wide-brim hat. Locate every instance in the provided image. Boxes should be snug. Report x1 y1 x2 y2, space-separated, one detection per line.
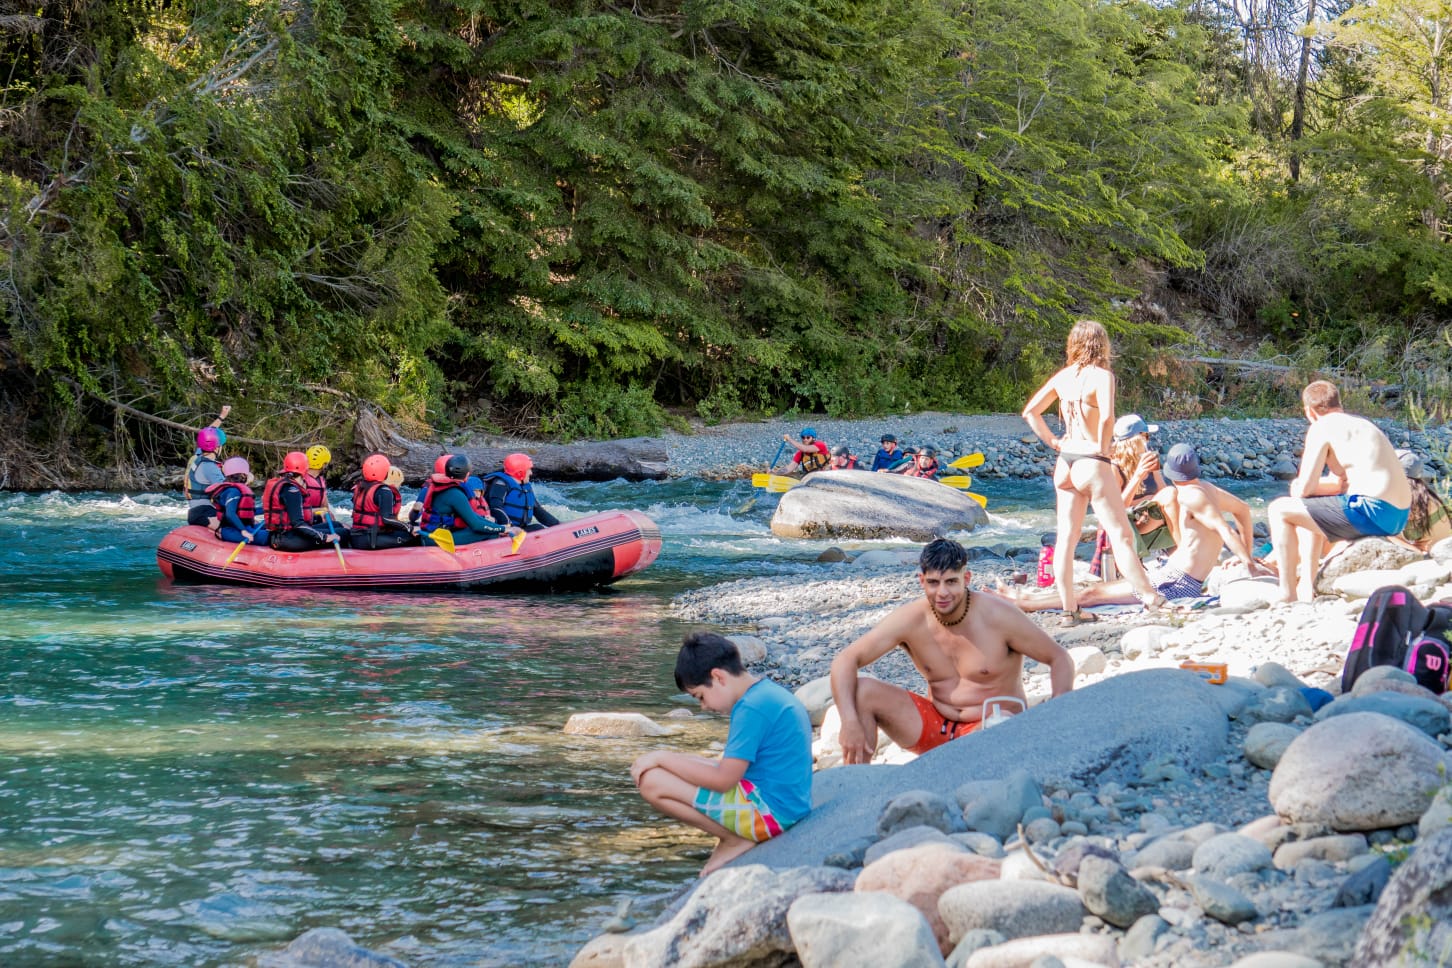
1163 443 1200 483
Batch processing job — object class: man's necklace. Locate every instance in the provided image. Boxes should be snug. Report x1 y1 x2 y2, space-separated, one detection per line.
935 589 970 627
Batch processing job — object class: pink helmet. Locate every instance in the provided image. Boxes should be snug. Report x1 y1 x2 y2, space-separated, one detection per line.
221 457 250 479
503 453 533 480
197 427 221 452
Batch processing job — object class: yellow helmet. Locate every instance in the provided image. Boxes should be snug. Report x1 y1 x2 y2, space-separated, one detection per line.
306 445 332 471
384 465 404 488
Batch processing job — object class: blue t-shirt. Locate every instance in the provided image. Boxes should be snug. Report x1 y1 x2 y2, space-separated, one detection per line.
724 678 813 825
870 447 900 472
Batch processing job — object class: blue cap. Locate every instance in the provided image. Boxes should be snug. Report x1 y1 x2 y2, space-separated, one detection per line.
1163 444 1200 483
800 427 818 438
465 474 484 494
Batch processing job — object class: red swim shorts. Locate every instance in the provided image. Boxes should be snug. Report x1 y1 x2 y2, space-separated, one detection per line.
907 692 981 754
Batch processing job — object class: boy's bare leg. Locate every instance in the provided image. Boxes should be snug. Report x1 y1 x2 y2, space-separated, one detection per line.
635 766 756 876
992 579 1138 613
1297 529 1322 601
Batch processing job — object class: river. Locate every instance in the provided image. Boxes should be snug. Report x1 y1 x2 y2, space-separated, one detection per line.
0 474 1278 965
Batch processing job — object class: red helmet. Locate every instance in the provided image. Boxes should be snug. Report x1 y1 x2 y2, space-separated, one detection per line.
504 453 533 480
362 454 390 482
283 451 308 475
433 454 451 475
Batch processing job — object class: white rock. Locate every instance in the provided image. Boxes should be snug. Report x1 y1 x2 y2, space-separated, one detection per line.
563 712 671 737
961 933 1119 968
1068 646 1107 677
1219 578 1281 610
787 891 946 968
727 635 768 664
772 471 989 541
1269 712 1448 830
1120 625 1176 660
1332 569 1417 600
794 676 835 726
1399 558 1451 586
1430 535 1452 563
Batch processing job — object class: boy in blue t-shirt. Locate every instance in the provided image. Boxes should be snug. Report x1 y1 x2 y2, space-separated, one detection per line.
631 632 813 875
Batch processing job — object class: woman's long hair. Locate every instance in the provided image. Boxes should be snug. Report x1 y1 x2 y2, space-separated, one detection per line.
1111 435 1147 488
1408 479 1452 545
1066 319 1111 368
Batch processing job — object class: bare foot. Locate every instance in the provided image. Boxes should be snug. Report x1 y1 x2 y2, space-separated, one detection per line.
700 837 755 877
992 581 1023 602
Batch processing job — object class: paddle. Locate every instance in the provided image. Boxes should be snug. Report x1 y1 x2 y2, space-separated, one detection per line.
509 527 527 554
767 440 786 471
319 498 348 572
938 475 973 489
749 474 800 492
429 528 456 553
222 539 247 569
965 491 988 507
948 453 985 470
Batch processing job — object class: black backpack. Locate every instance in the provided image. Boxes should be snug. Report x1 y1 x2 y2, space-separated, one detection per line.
1343 585 1452 695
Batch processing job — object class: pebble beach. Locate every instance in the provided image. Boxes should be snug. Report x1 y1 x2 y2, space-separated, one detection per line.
565 411 1452 968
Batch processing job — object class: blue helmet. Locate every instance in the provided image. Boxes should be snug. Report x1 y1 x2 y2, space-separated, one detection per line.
800 427 818 439
465 474 485 494
215 427 227 448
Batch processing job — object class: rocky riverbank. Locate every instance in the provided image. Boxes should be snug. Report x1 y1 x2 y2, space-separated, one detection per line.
570 538 1452 967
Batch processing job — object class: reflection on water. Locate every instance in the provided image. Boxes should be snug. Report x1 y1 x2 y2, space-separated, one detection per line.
0 475 1281 965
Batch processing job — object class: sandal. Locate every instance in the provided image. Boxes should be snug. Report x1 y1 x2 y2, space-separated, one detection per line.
1049 609 1097 627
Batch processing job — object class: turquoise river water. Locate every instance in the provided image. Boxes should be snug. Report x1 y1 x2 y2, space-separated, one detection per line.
0 474 1278 966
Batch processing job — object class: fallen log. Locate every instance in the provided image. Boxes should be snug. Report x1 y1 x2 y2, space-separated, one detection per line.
353 409 669 483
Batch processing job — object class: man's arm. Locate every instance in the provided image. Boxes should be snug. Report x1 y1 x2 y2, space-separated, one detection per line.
1290 426 1332 499
1001 606 1074 697
630 751 747 793
781 434 809 454
1185 485 1258 570
830 604 918 762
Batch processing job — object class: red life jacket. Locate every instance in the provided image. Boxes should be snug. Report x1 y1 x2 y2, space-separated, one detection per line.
828 456 858 470
902 458 939 478
301 472 327 513
206 480 256 525
351 482 402 531
419 475 467 529
261 475 303 531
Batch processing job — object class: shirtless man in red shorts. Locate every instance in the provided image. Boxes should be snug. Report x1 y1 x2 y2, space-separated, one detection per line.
830 538 1074 764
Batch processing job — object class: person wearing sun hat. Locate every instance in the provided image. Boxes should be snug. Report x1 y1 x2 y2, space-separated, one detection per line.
1113 413 1159 441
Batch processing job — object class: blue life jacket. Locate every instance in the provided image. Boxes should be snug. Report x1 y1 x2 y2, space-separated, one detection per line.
484 471 536 527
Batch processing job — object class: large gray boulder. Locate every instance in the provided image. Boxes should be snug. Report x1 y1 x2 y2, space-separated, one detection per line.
1353 828 1452 966
742 671 1228 871
621 864 855 967
788 891 945 968
770 471 988 540
1316 538 1425 592
1269 712 1448 831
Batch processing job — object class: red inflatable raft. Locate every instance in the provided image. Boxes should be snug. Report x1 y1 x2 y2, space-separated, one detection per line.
156 510 662 592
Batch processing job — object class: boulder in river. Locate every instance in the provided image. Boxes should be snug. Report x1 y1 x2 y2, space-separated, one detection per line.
770 470 989 541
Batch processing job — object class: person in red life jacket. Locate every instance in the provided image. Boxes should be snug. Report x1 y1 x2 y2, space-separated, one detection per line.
896 445 941 479
782 428 830 474
301 444 345 531
826 445 858 470
208 457 269 546
350 453 419 550
185 426 226 526
422 454 514 546
484 453 562 532
410 454 453 530
263 451 345 552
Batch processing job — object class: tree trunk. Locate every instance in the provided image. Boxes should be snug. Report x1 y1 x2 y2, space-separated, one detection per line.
353 408 669 484
1289 0 1316 182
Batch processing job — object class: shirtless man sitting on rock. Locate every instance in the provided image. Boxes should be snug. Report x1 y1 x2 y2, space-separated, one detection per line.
830 538 1073 764
999 444 1267 612
1268 380 1410 603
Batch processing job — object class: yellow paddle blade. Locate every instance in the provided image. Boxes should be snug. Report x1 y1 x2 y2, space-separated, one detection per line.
765 475 799 492
751 473 772 488
938 475 973 489
948 452 985 470
510 528 527 553
429 529 456 553
222 540 247 569
966 490 988 507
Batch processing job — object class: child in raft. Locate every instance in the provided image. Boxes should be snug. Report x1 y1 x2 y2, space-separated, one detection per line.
630 632 813 875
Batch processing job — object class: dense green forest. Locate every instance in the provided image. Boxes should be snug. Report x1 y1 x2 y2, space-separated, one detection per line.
4 0 1452 475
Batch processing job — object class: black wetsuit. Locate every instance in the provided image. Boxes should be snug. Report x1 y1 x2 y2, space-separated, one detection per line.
430 484 509 545
269 480 349 552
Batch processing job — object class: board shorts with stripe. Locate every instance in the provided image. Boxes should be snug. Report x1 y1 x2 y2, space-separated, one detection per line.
907 691 981 754
1147 563 1205 601
1304 494 1410 543
694 779 788 842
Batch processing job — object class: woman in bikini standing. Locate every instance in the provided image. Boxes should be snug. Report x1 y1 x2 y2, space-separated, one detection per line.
1022 319 1164 621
